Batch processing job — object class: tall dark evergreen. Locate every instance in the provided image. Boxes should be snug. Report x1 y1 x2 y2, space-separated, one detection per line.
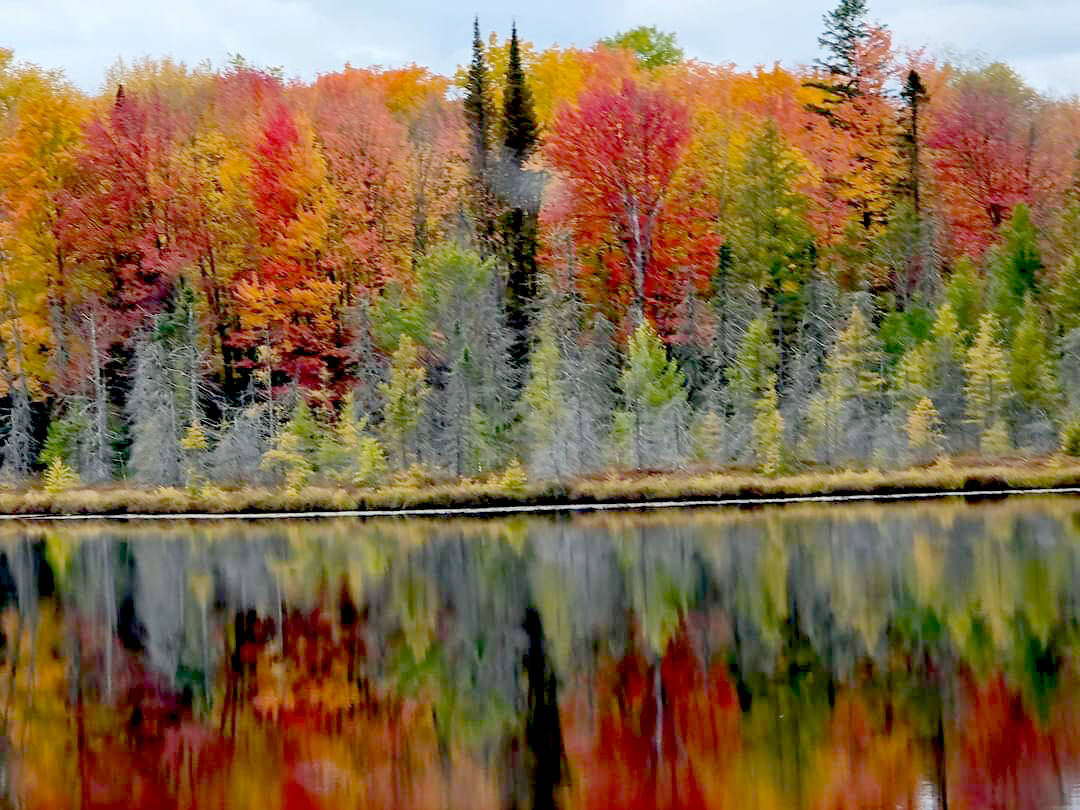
502 24 538 168
464 18 491 176
464 18 497 256
804 0 873 117
900 69 929 216
500 23 542 370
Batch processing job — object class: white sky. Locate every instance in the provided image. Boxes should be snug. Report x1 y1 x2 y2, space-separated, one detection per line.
3 0 1079 96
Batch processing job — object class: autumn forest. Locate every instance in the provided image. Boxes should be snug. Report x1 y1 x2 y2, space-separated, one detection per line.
2 0 1080 495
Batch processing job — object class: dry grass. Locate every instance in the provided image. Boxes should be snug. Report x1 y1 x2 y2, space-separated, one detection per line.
1 458 1080 516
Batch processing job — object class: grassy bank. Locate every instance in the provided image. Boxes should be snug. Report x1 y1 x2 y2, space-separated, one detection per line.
4 459 1080 516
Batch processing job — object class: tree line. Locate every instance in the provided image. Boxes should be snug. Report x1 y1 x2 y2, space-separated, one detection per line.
3 1 1080 490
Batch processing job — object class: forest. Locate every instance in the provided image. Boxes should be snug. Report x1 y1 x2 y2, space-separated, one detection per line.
2 0 1080 497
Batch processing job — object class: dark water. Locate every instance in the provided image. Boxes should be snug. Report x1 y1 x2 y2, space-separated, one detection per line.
3 498 1080 808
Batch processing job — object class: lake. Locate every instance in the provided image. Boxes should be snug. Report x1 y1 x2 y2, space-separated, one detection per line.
1 496 1079 809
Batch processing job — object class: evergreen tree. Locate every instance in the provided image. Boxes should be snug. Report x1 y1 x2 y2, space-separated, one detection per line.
944 256 983 340
464 17 492 178
964 313 1010 452
752 375 784 475
806 0 873 105
502 24 538 168
500 23 542 370
260 398 324 492
1010 294 1058 412
988 203 1041 330
1052 251 1080 335
906 396 944 463
900 69 929 217
617 320 689 470
464 18 498 256
807 304 884 464
732 121 815 391
521 319 569 479
380 335 430 469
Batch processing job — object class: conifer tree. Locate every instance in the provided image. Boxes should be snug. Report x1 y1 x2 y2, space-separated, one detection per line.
1010 294 1058 412
128 334 181 485
900 69 929 217
964 313 1011 452
988 203 1041 330
500 23 541 369
521 319 568 479
1052 251 1080 335
464 18 498 256
380 335 430 469
806 0 872 105
944 256 983 340
807 304 884 464
260 398 323 492
732 122 814 390
906 395 944 463
752 375 784 475
617 320 688 470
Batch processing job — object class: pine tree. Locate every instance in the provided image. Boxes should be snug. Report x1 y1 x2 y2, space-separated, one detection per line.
380 335 430 469
500 23 542 370
521 319 568 479
806 0 873 105
464 18 498 256
618 320 688 470
1010 295 1058 411
900 69 929 217
732 121 815 390
752 376 784 475
988 203 1041 330
906 396 944 463
464 18 492 178
944 256 983 340
1052 251 1080 335
502 24 538 168
807 304 884 464
964 313 1010 452
260 398 324 492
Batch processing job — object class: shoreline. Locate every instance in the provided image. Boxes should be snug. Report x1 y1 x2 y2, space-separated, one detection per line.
4 462 1080 519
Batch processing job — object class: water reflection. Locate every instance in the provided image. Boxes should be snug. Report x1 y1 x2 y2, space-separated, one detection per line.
2 498 1080 808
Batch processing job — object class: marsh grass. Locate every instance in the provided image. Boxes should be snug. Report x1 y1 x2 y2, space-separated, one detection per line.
0 458 1079 515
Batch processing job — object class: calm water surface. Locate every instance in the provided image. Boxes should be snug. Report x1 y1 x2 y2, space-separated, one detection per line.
2 497 1080 809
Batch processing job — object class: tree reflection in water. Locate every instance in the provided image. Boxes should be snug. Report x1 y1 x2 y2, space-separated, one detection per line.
1 498 1080 808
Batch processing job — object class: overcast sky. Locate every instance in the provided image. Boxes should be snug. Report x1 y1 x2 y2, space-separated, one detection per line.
3 0 1079 96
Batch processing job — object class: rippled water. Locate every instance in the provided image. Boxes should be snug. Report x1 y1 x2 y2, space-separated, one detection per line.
3 496 1080 808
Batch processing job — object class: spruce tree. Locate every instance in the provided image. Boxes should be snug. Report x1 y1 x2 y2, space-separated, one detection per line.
808 0 872 104
988 203 1041 330
964 313 1010 452
618 320 688 470
464 18 498 256
502 24 538 168
1010 294 1058 411
752 376 784 475
521 318 568 479
500 23 541 370
379 335 430 469
900 70 928 217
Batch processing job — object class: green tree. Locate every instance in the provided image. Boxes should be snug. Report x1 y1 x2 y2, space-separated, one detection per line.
1051 251 1080 334
600 26 684 69
617 319 688 469
806 0 872 106
500 22 541 369
379 335 430 468
807 304 884 464
906 396 944 463
521 320 569 479
732 122 815 390
501 24 538 167
964 313 1011 452
752 376 785 475
1009 294 1058 411
988 203 1041 330
260 398 323 492
944 256 983 341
